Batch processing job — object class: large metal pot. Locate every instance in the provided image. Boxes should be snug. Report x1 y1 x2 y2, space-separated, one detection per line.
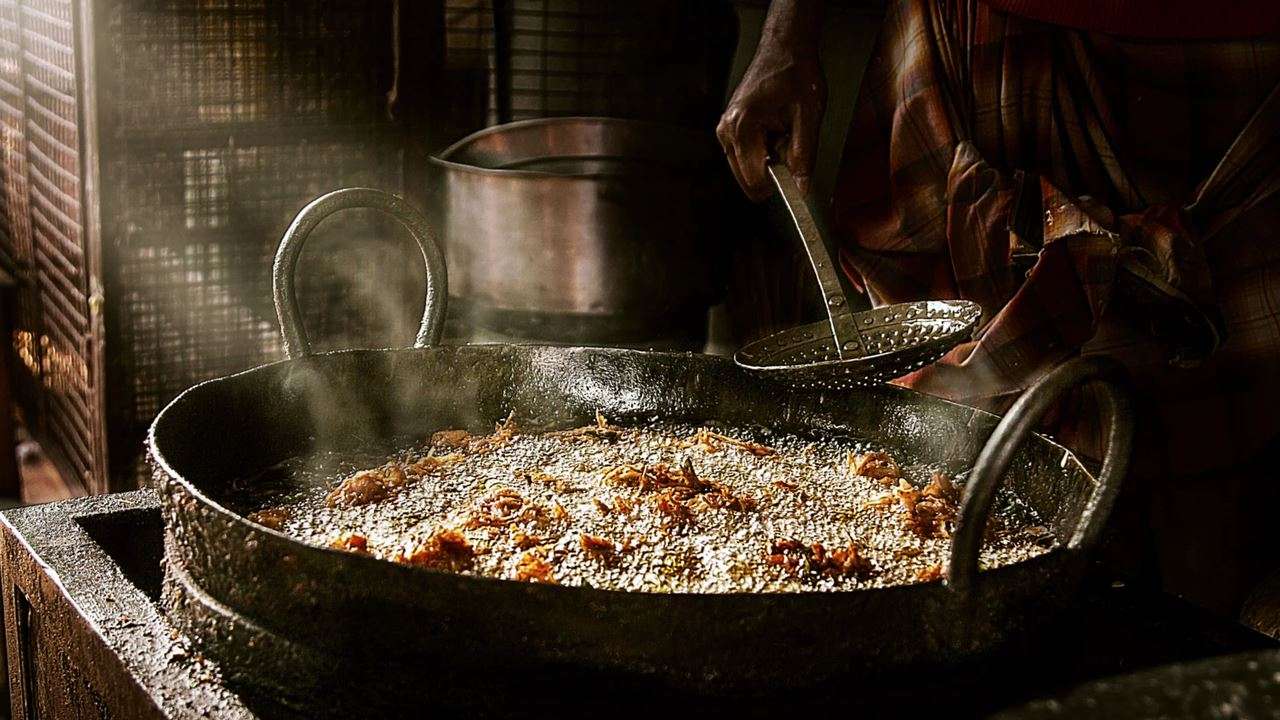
151 189 1133 718
428 117 728 346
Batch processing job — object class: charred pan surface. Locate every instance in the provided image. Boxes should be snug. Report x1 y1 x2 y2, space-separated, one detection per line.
150 345 1102 717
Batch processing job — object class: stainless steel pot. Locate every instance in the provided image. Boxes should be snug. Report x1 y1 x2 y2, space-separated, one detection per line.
428 117 728 346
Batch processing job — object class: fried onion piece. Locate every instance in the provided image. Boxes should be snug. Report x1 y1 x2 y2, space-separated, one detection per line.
916 564 944 582
517 468 579 494
579 532 620 562
329 531 370 554
407 453 464 476
326 469 392 508
515 549 556 583
922 471 960 504
896 477 958 539
247 507 289 530
431 429 472 449
394 529 475 572
848 451 901 484
511 528 545 550
651 488 696 528
766 537 874 578
602 459 756 514
862 492 896 510
686 428 775 457
810 542 874 578
467 488 544 529
893 546 924 560
549 410 623 443
443 412 520 456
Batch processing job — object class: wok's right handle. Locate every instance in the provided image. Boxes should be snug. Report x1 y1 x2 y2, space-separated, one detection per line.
946 356 1134 595
273 188 449 359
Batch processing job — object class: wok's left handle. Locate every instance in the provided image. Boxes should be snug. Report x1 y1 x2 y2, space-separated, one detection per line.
273 188 449 359
946 356 1134 595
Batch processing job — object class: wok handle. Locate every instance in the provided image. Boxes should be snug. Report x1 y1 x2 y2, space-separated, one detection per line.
946 356 1134 595
272 187 449 359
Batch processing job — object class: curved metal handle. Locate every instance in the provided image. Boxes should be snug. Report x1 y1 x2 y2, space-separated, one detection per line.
766 161 865 357
946 356 1134 594
272 187 449 359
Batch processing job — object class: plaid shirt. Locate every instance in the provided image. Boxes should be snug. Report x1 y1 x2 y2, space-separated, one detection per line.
829 0 1280 479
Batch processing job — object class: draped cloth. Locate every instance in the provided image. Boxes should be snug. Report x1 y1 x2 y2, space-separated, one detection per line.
830 0 1280 478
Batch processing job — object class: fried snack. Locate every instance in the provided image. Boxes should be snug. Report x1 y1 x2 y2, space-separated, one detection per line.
766 538 874 579
848 450 901 484
393 529 475 572
247 507 289 530
515 550 556 583
330 531 370 554
279 417 1053 593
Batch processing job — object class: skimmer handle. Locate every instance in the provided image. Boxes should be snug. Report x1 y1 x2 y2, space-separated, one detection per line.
767 161 865 357
273 188 449 359
947 356 1134 594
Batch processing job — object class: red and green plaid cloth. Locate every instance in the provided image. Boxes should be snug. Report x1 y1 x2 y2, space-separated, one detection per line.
830 0 1280 482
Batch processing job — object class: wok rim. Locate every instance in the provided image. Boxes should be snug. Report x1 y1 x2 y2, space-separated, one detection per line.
148 344 1087 601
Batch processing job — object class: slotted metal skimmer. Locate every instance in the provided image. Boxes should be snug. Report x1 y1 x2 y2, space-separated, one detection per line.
735 162 981 389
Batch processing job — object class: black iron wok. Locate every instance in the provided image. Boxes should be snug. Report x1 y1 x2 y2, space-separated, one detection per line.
149 189 1133 718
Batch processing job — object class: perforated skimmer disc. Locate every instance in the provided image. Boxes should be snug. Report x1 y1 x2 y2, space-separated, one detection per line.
734 299 982 390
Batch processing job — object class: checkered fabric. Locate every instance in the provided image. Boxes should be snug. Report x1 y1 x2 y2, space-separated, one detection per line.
829 0 1280 480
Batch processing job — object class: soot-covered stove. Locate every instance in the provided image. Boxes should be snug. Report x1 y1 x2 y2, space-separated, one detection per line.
1 490 1277 719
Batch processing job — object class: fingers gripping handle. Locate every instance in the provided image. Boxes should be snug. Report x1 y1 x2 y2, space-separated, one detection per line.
273 188 449 359
946 356 1134 594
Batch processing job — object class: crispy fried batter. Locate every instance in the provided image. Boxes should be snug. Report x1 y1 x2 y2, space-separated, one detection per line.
394 529 475 572
772 479 799 492
329 531 370 554
593 498 612 515
849 450 901 484
247 507 289 530
550 501 570 521
515 549 556 583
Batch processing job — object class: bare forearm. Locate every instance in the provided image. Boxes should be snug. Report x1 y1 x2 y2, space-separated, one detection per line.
717 0 827 199
759 0 824 52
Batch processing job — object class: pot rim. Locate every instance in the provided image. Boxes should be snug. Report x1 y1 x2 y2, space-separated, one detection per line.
428 116 718 180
